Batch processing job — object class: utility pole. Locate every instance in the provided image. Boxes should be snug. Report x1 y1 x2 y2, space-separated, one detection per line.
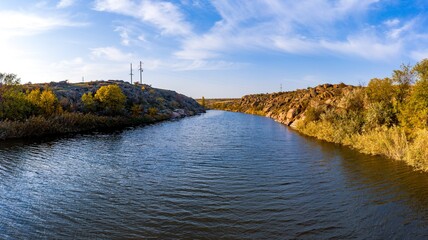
280 84 283 92
139 61 143 84
130 63 134 84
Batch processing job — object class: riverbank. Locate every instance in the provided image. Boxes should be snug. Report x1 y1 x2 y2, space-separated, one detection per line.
208 60 428 171
0 78 204 140
0 111 202 140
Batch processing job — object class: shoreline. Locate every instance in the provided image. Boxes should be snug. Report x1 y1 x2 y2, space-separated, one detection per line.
0 111 203 142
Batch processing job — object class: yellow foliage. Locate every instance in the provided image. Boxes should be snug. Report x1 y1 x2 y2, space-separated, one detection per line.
406 129 428 170
95 84 126 114
81 92 96 112
26 88 60 116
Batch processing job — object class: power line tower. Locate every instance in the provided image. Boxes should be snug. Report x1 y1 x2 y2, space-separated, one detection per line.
280 84 283 92
139 61 143 84
130 63 134 84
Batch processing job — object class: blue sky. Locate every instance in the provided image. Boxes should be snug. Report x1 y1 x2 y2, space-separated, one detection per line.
1 0 428 98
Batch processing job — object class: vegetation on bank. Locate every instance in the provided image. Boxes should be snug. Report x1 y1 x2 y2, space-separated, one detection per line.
0 74 204 140
211 59 428 171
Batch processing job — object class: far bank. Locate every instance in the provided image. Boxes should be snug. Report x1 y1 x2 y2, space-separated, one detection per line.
0 76 204 140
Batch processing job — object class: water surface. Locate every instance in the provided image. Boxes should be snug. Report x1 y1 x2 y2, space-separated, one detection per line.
1 110 428 239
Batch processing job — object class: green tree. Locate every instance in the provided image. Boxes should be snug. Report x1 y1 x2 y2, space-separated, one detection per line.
0 73 31 120
94 84 126 114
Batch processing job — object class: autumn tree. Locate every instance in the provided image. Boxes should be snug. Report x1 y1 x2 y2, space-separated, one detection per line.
392 64 414 104
94 84 126 114
26 88 61 116
400 59 428 130
81 92 96 112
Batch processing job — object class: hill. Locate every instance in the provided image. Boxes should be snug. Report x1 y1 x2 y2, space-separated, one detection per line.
0 78 204 140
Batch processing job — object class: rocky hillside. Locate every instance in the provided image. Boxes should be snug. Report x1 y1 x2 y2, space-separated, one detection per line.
26 80 205 118
210 83 359 128
0 79 204 140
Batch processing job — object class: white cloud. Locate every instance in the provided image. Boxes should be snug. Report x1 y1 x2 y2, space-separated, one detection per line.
172 60 245 71
94 0 192 36
386 20 415 40
91 47 134 62
0 11 84 38
115 26 131 46
384 18 400 27
321 35 401 60
57 0 76 9
410 49 428 61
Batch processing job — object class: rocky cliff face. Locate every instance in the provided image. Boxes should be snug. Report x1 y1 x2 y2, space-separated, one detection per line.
211 83 360 127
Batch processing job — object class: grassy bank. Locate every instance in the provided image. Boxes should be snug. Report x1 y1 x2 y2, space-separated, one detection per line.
0 112 174 140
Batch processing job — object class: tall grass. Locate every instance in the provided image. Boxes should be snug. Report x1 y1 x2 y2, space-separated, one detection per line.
0 112 156 140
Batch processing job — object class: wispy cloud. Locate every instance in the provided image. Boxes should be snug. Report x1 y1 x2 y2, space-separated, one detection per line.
57 0 77 9
94 0 192 36
0 11 84 38
91 47 134 62
174 0 408 61
115 26 131 46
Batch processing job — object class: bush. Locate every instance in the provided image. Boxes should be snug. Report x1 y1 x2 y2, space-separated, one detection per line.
81 92 96 112
364 102 395 130
406 129 428 170
353 127 408 160
148 107 158 117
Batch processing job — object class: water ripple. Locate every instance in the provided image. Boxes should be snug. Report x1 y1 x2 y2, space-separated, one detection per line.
1 110 428 239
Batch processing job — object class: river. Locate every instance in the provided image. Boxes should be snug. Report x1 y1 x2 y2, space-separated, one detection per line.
1 110 428 239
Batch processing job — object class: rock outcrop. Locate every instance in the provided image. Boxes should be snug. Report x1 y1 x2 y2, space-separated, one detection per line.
210 83 360 128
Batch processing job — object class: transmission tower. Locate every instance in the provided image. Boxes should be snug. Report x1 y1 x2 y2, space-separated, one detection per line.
139 61 143 84
130 63 134 84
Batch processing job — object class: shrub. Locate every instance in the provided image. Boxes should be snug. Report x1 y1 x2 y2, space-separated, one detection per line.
304 106 322 122
81 92 96 112
353 127 408 160
406 129 428 170
364 102 395 130
148 107 158 117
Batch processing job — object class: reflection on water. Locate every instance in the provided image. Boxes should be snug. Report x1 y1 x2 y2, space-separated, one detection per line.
1 110 428 239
